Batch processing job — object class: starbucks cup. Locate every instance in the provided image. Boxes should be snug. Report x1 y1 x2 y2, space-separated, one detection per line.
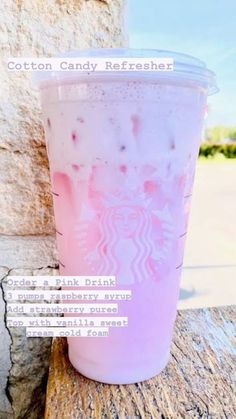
35 49 217 384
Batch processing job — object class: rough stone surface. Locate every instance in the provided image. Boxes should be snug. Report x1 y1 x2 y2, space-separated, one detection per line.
0 0 126 235
45 306 236 419
1 267 59 419
0 236 60 418
0 267 13 418
0 235 58 269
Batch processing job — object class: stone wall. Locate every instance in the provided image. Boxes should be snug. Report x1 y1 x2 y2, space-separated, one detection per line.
0 0 126 235
0 1 126 417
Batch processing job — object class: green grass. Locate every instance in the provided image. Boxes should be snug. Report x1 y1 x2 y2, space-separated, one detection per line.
198 154 236 164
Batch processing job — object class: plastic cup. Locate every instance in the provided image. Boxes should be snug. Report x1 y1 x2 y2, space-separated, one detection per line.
35 49 217 384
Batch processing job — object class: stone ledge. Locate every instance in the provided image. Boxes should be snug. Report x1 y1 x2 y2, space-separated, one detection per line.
45 306 236 418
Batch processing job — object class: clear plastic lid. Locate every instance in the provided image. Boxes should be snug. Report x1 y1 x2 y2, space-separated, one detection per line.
33 48 218 95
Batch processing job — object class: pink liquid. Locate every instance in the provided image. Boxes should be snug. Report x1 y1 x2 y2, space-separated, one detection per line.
41 80 206 383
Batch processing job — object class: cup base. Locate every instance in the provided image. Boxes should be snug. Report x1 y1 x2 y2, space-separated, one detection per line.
68 349 171 385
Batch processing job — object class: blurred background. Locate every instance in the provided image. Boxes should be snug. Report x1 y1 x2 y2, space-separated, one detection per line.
128 0 236 309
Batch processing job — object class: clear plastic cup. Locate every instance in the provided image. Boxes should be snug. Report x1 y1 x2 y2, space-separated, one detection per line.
35 49 217 384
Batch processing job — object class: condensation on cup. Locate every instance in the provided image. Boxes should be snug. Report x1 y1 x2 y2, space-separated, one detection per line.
34 49 218 384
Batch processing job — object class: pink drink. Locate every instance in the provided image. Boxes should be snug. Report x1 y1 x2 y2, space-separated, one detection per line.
37 49 217 384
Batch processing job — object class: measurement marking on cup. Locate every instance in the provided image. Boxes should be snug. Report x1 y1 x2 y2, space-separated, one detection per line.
179 232 187 238
56 230 63 236
176 263 183 270
59 260 66 268
184 194 192 199
52 191 60 197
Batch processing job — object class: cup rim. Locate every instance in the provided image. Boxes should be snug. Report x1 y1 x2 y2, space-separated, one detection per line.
32 48 218 96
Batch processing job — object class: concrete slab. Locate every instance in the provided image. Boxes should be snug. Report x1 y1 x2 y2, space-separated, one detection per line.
179 161 236 309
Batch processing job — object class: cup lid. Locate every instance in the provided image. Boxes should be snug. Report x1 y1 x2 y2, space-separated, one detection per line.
33 48 218 95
